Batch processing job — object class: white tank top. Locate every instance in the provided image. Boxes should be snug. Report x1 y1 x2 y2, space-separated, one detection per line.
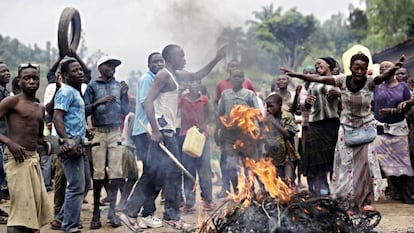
154 68 179 132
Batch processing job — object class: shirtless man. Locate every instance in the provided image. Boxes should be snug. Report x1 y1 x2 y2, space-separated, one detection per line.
0 64 52 233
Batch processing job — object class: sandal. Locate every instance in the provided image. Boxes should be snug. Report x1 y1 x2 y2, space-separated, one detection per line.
50 219 62 230
0 216 7 224
361 205 376 212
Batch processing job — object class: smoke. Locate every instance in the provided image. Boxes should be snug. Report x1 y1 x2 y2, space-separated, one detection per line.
147 0 259 71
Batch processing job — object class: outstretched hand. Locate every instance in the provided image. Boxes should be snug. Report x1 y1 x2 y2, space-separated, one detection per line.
395 55 405 68
280 67 296 77
216 45 227 60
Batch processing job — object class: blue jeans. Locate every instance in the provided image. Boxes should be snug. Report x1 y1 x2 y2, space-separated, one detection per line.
58 154 91 231
40 155 52 187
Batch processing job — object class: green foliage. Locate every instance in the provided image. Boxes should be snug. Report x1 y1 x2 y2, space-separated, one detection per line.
216 26 246 62
365 0 414 51
0 35 54 100
256 8 319 71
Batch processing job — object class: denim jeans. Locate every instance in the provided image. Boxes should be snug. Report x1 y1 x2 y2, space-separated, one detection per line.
124 134 160 218
40 155 52 187
219 144 230 192
125 131 181 220
181 137 213 207
58 154 91 231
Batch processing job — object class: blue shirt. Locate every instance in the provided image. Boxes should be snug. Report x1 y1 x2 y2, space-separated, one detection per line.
54 85 86 139
132 71 155 136
84 77 130 127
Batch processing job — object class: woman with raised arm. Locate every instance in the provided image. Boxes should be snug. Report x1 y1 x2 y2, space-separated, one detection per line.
374 63 414 204
301 57 341 196
281 53 403 209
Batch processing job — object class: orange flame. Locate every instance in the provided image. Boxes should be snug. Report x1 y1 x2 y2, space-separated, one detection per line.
228 165 255 207
244 157 294 204
220 104 263 140
227 158 295 209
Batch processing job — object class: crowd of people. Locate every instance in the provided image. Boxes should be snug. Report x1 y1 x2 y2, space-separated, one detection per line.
0 45 413 233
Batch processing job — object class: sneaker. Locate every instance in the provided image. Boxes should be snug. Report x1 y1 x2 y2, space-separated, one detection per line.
120 213 141 232
139 215 162 229
163 219 191 230
203 201 217 211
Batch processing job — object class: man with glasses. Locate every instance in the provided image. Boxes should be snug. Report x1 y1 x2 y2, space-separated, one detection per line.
0 63 52 233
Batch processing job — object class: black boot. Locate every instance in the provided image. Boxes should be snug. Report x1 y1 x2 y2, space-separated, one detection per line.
107 179 122 228
90 180 103 229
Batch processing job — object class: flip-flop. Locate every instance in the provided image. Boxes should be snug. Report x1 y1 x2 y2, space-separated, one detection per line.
0 216 7 224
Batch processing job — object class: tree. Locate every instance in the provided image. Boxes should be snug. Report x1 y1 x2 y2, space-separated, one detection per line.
322 13 356 57
247 3 282 26
364 0 414 51
216 26 246 63
348 7 368 42
256 8 319 71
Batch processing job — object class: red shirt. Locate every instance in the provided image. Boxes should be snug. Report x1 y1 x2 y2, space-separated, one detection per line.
178 94 209 136
214 78 256 103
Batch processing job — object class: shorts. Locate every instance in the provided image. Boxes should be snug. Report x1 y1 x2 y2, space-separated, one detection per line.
90 127 123 180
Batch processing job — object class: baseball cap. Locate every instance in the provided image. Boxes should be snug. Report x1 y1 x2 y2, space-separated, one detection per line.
96 56 122 68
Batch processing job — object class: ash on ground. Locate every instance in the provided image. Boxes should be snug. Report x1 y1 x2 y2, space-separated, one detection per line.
183 191 382 233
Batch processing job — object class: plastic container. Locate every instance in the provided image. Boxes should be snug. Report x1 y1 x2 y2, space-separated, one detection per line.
182 126 205 158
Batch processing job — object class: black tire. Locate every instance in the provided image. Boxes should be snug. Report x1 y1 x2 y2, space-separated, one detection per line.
58 7 81 57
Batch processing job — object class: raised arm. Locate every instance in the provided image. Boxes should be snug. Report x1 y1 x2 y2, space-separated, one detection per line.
373 55 405 85
177 46 226 82
280 67 336 86
69 49 91 83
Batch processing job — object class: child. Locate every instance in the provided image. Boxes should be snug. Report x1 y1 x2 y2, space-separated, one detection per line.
118 98 140 211
263 93 300 185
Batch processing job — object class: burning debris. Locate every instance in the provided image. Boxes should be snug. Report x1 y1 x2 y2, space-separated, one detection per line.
183 158 381 233
220 104 263 150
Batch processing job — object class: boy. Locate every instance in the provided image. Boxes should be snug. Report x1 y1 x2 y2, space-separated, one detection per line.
263 93 300 184
0 64 52 233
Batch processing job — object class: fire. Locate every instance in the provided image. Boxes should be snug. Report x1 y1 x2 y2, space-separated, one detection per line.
228 157 295 208
220 104 263 141
245 158 294 203
228 165 255 207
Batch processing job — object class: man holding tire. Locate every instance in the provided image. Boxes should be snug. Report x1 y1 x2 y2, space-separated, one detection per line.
84 56 129 229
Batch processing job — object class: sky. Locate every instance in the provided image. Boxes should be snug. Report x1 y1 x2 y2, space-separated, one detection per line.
1 0 363 79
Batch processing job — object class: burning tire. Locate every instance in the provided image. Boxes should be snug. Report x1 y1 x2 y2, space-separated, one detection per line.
58 7 81 57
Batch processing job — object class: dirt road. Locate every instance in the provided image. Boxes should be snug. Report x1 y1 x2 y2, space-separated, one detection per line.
0 181 413 233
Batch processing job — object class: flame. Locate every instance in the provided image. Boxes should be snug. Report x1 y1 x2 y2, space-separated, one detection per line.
228 165 255 207
220 104 263 140
244 157 294 204
233 140 244 149
227 157 295 210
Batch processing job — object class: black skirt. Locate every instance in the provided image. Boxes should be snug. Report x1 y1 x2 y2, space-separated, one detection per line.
301 118 339 177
